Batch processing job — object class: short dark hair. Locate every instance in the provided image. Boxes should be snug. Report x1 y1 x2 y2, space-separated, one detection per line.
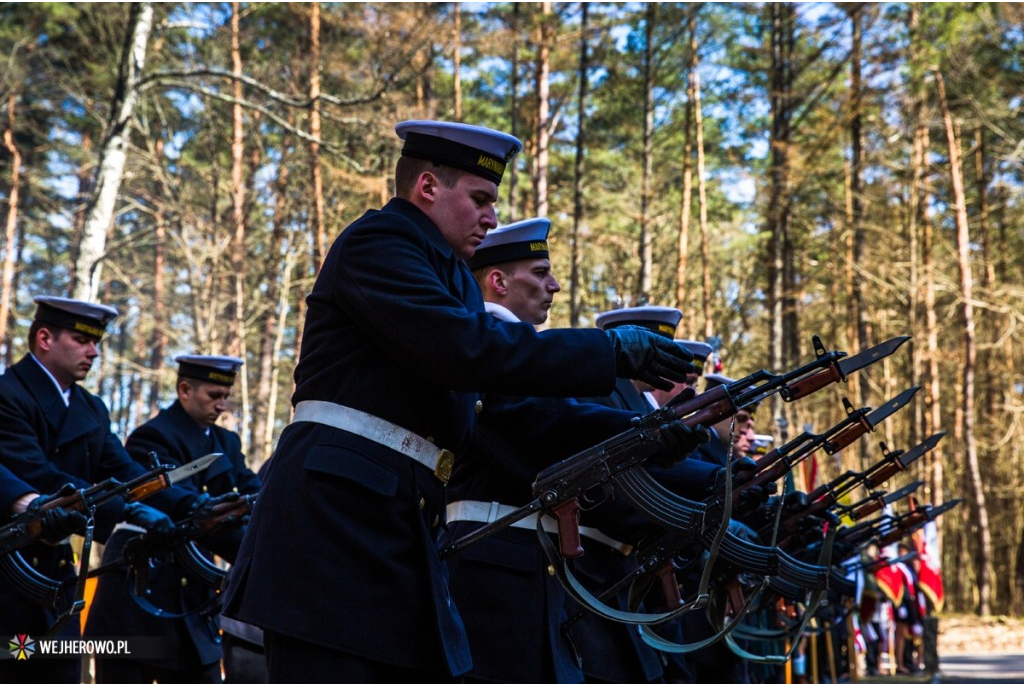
395 157 461 196
27 320 66 354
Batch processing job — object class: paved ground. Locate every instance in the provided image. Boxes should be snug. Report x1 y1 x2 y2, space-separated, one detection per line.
858 653 1024 684
936 653 1024 684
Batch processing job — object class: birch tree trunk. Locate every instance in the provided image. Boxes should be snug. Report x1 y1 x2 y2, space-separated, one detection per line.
935 67 991 617
569 2 589 328
72 2 153 301
251 125 292 466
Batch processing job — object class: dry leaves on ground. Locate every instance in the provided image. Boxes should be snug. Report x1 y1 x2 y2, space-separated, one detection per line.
938 614 1024 655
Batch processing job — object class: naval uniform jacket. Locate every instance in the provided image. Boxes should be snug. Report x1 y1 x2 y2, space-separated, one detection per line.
0 355 190 637
0 463 34 513
84 400 260 670
223 197 616 676
443 303 640 683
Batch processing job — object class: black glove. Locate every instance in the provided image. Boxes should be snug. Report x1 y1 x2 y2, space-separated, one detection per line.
651 421 710 468
605 326 696 391
727 519 761 544
782 490 810 517
123 502 175 539
27 493 88 545
175 492 244 532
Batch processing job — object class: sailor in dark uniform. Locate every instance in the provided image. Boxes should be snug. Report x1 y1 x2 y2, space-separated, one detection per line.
684 372 760 683
570 306 695 684
0 297 190 683
442 219 704 683
86 355 259 683
222 121 699 682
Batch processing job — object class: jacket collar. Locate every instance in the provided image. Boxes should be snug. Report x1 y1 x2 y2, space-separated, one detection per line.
384 197 455 260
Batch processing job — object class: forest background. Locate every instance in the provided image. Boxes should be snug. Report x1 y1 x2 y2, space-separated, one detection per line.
1 2 1022 617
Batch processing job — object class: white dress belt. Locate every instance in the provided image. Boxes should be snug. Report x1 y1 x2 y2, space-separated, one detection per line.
292 400 454 483
446 499 633 556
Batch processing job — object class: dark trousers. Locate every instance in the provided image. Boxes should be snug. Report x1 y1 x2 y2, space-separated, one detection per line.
94 658 222 683
224 633 268 684
264 631 458 684
0 654 80 684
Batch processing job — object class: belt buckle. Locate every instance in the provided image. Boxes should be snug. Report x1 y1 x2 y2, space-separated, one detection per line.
434 448 455 484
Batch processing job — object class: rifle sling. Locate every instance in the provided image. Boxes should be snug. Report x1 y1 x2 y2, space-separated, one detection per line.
536 515 686 627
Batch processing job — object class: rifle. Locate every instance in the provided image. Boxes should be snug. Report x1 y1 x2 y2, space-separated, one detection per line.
738 386 920 498
89 492 257 617
441 335 910 560
0 453 222 617
834 499 961 553
839 479 925 522
776 432 943 535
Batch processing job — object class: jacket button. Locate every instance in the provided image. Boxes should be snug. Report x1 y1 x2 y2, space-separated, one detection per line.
419 497 426 510
475 400 483 415
432 515 440 527
32 557 39 567
58 559 67 568
181 578 189 587
547 565 556 576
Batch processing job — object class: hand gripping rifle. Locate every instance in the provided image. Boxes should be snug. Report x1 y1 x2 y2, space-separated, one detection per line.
440 335 910 562
89 492 257 618
0 453 222 633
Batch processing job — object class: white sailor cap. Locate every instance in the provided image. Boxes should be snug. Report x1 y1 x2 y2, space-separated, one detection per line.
704 372 759 414
175 354 245 386
677 340 714 373
396 120 522 185
33 296 119 340
595 306 683 339
702 373 735 390
466 217 551 271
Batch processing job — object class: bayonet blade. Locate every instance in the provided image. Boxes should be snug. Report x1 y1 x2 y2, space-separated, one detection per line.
837 335 911 377
926 498 961 520
898 432 945 469
166 452 223 485
864 386 921 429
883 480 924 505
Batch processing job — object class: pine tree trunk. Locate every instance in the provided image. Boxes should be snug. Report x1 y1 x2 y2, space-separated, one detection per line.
228 1 250 449
453 3 462 122
691 7 711 339
534 1 552 218
637 2 655 304
1 91 23 354
147 134 167 418
675 7 695 334
935 67 991 617
569 2 589 328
